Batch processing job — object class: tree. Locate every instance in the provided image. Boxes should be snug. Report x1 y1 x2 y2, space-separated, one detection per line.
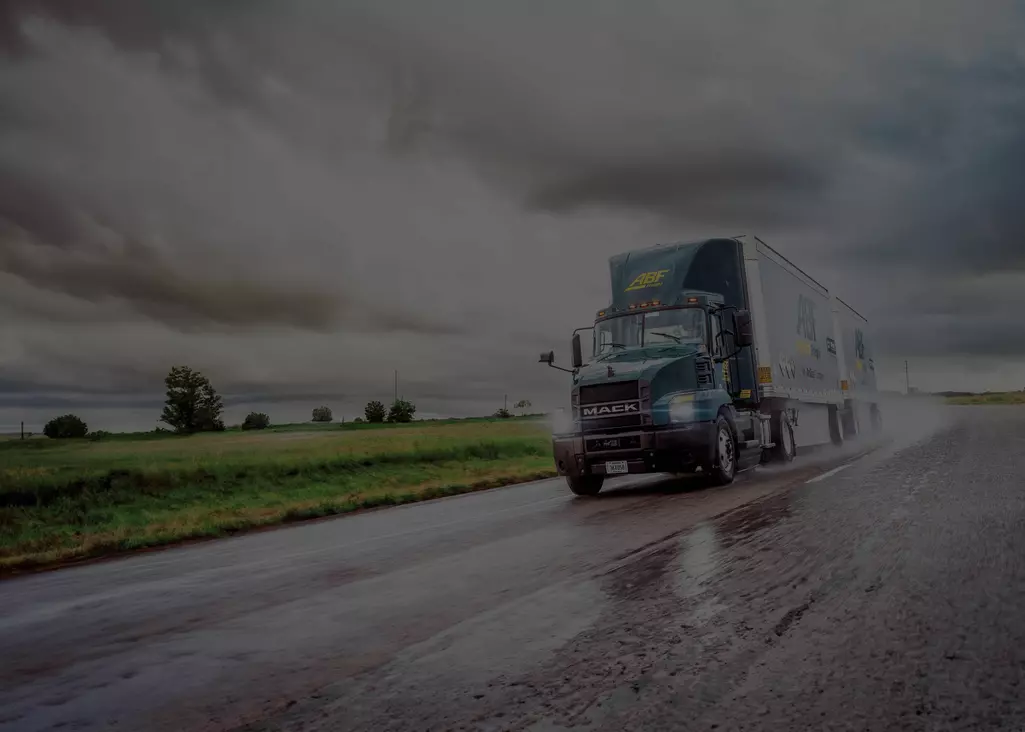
160 365 225 434
365 400 386 423
514 399 532 414
312 406 333 423
387 398 416 423
493 408 512 419
242 412 270 430
43 414 88 439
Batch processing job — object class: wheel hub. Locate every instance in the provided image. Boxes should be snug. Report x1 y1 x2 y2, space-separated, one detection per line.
719 428 734 473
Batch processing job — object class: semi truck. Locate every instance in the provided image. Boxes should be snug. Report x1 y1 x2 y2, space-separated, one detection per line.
539 235 881 496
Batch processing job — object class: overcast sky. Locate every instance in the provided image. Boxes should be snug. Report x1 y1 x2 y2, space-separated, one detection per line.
3 1 1025 430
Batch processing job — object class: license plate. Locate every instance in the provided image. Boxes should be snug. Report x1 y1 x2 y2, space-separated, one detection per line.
605 460 629 475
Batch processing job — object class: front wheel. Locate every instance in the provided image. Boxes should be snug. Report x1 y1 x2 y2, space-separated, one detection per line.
708 416 737 486
566 475 604 496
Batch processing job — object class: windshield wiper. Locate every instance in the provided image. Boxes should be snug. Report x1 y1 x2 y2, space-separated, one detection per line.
648 331 682 344
595 343 629 360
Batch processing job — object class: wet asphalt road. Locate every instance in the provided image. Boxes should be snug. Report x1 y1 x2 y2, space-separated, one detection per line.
3 404 1025 731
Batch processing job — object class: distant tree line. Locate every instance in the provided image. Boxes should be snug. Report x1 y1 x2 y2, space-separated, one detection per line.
38 364 534 439
362 398 415 423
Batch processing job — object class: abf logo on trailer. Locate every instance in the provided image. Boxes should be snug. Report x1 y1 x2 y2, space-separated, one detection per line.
625 269 670 292
796 295 817 342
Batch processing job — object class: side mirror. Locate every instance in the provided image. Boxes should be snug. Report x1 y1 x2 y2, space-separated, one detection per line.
538 351 555 365
571 333 583 369
733 310 754 348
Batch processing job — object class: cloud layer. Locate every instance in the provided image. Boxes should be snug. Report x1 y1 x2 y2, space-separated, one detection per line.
3 1 1025 427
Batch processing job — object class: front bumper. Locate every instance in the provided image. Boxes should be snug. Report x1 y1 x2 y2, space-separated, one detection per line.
552 422 718 478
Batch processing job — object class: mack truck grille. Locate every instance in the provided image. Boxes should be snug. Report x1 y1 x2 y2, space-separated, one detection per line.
576 381 642 433
579 381 639 405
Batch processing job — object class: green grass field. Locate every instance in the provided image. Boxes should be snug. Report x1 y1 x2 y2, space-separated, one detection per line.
0 418 556 574
945 392 1025 405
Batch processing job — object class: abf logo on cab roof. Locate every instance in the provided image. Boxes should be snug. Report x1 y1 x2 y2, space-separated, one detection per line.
625 269 669 292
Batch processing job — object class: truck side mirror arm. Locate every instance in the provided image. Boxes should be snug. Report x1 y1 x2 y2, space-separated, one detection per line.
538 350 577 374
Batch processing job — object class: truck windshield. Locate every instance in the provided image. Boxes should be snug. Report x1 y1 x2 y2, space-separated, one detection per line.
594 308 706 357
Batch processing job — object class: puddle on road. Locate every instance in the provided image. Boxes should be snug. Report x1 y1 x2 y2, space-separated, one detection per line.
714 489 793 549
675 523 720 597
600 521 727 613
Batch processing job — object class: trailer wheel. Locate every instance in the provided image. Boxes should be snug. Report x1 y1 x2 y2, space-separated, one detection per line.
841 407 858 439
828 405 844 446
870 404 883 433
708 416 736 486
566 475 604 497
768 411 796 463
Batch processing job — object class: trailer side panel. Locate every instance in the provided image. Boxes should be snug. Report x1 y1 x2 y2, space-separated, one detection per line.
747 240 843 406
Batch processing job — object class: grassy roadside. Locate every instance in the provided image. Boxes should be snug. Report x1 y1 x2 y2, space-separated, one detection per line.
945 392 1025 405
0 421 556 575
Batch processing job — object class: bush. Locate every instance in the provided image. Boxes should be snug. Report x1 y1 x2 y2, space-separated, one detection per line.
43 414 88 439
494 408 512 419
312 406 333 423
387 399 416 423
365 400 386 423
88 430 112 441
241 412 271 431
353 417 365 423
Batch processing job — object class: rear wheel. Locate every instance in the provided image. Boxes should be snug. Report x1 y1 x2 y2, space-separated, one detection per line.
870 404 883 433
762 410 795 463
708 416 736 486
566 475 604 496
828 405 844 446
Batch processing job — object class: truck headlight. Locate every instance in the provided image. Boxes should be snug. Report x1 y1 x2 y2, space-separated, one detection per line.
669 395 696 423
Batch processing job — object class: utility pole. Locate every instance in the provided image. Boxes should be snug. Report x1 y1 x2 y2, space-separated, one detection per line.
905 360 910 395
20 421 24 440
394 370 398 403
504 394 508 412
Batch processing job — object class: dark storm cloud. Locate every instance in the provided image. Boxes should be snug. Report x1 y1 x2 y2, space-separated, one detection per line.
864 130 1025 275
3 0 1025 419
0 390 160 410
0 6 457 336
0 230 341 330
0 230 456 334
528 148 828 224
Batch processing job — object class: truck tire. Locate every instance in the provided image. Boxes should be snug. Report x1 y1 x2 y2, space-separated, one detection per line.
708 415 736 486
841 407 858 439
870 404 883 433
566 475 604 497
828 405 844 446
762 411 795 463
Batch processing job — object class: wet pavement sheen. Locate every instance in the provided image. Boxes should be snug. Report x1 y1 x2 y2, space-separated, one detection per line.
3 404 1025 731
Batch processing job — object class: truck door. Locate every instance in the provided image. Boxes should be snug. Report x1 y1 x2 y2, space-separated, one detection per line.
710 314 732 393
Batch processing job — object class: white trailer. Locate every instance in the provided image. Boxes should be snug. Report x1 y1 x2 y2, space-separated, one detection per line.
740 237 846 451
